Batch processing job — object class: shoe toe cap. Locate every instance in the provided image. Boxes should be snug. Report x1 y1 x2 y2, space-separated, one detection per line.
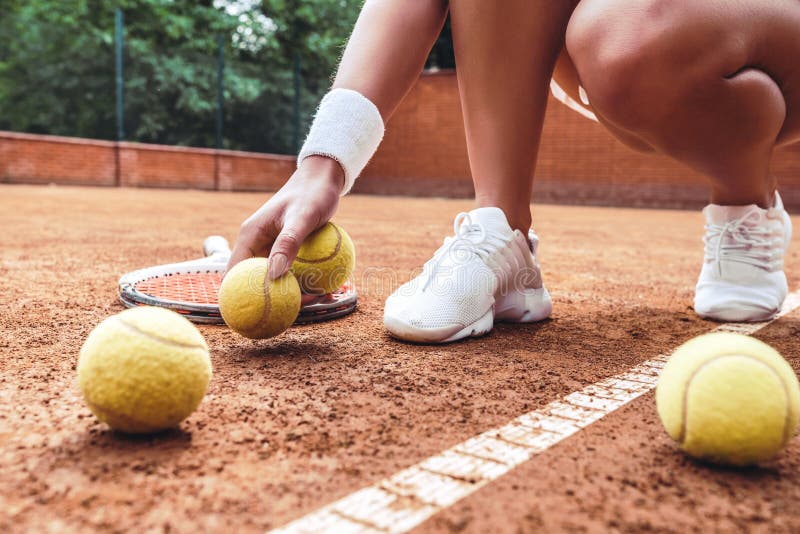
694 288 784 322
694 302 776 322
695 267 787 322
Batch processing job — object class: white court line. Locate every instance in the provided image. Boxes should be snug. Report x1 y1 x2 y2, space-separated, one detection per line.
270 291 800 534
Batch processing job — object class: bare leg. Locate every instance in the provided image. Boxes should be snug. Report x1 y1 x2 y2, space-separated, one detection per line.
566 0 800 208
450 1 578 232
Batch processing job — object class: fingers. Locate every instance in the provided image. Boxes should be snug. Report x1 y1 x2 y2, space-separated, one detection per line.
267 214 320 280
227 217 279 272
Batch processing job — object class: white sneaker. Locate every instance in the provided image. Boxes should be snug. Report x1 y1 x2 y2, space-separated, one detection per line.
383 207 552 343
694 192 792 322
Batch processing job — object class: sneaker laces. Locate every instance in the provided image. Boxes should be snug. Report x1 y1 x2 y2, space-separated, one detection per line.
422 212 509 291
704 208 778 273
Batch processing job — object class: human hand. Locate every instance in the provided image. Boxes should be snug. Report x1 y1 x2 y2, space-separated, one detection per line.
227 156 344 281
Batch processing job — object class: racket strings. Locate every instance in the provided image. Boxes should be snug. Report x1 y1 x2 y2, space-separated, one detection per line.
136 272 223 305
135 274 351 305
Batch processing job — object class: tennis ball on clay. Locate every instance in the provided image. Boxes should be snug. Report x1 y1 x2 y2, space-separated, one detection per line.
291 222 355 294
219 257 301 339
656 332 800 466
78 306 212 434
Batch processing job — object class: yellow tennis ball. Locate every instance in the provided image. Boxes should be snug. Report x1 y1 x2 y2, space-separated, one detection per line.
78 307 212 434
656 332 800 466
219 257 301 339
291 222 355 294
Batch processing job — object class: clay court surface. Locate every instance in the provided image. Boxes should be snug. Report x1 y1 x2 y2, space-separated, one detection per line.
2 183 800 533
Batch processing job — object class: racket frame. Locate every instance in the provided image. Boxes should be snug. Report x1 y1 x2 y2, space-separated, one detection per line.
118 238 357 325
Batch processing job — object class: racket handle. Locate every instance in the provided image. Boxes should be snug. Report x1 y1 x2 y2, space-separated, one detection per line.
203 235 231 257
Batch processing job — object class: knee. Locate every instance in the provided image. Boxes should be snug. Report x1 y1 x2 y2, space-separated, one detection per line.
566 0 685 128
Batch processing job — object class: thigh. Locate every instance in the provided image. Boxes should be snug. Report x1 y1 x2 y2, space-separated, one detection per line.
552 47 656 152
749 1 800 146
568 0 800 146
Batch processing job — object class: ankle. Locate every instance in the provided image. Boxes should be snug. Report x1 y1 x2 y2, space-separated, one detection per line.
506 215 533 234
710 177 777 209
475 200 531 233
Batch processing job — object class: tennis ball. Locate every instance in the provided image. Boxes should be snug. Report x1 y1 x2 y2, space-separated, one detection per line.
291 222 355 294
78 307 212 434
219 257 301 339
656 332 800 466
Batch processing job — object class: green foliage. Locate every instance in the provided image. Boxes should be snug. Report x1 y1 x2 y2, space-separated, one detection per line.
426 16 455 70
0 1 119 139
0 0 453 154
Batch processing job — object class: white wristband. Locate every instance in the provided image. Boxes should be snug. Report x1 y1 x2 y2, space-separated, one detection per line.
297 88 385 195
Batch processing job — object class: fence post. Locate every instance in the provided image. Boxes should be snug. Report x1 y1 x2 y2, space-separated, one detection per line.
215 34 225 150
115 8 125 141
214 34 225 190
114 7 125 186
292 51 301 153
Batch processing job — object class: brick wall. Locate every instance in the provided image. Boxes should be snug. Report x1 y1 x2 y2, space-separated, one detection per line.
0 133 117 186
0 131 294 192
360 70 800 209
216 151 295 192
357 72 473 198
2 70 800 209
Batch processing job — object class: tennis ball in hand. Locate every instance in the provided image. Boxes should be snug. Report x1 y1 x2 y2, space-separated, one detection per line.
219 257 301 338
291 222 355 294
656 332 800 466
78 307 212 434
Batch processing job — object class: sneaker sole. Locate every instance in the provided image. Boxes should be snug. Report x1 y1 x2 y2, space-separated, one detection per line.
495 287 553 323
384 308 495 344
695 305 780 323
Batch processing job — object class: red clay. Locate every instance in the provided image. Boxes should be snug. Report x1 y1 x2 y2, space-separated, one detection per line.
1 184 798 532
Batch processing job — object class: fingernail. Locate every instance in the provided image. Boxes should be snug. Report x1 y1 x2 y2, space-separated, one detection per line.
268 253 288 280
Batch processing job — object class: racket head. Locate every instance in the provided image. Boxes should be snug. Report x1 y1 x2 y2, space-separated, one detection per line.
118 258 229 324
118 238 357 325
295 281 358 324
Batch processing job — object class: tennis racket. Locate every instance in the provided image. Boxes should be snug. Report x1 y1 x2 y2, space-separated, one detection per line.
118 236 357 325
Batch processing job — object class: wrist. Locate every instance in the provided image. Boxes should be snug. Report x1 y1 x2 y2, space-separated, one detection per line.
298 155 346 193
297 88 385 196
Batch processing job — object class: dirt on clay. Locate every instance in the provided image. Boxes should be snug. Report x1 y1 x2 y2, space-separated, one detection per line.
1 184 799 533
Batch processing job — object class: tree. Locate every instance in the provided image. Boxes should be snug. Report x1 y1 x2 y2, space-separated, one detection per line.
0 0 251 146
0 1 120 139
426 15 455 70
0 0 452 154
